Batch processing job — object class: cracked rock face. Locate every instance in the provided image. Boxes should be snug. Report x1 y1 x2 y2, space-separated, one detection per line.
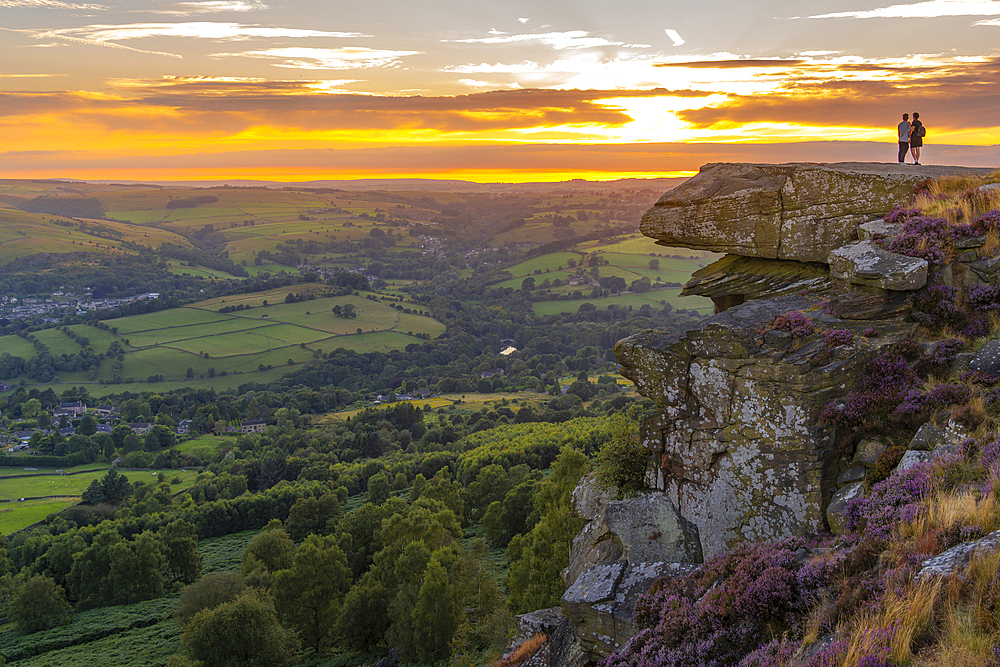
615 295 916 558
641 162 993 263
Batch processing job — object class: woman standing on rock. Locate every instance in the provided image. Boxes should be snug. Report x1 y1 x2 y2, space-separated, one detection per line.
910 112 924 165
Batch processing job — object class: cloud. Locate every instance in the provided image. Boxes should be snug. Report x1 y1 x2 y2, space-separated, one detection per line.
0 73 64 77
212 46 420 69
444 61 542 74
2 27 183 57
449 30 650 50
975 16 1000 22
675 57 1000 131
144 1 269 15
0 0 104 8
0 83 713 137
664 29 685 46
655 58 807 69
808 0 1000 19
46 22 366 41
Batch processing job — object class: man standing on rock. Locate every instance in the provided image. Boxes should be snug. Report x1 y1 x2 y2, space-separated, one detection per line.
897 113 911 164
910 112 924 165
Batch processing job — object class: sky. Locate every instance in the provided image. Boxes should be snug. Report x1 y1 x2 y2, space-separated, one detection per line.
1 0 998 183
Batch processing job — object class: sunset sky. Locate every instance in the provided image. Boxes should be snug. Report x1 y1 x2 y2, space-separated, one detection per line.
1 0 998 182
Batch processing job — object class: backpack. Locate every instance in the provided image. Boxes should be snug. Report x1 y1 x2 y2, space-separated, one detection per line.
917 124 926 138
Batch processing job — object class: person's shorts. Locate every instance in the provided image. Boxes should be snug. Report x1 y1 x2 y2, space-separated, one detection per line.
910 137 923 148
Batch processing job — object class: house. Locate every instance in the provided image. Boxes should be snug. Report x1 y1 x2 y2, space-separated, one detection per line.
58 401 87 416
240 418 266 434
96 424 113 434
177 419 192 434
92 405 118 417
129 422 152 435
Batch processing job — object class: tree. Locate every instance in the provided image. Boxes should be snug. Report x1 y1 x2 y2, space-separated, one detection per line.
180 590 299 667
521 277 535 291
10 575 72 634
106 531 165 605
366 472 391 505
649 258 660 270
78 413 97 436
20 398 41 418
174 573 246 627
101 469 132 504
337 574 391 652
241 526 295 576
411 555 458 663
284 493 342 541
161 520 203 586
272 535 352 652
341 303 357 318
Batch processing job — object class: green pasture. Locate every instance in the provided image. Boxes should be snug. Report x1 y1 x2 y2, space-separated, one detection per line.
0 497 77 536
190 283 328 309
532 287 713 316
196 346 314 374
126 317 272 348
0 467 200 534
107 308 227 335
503 252 581 277
199 530 257 574
69 325 117 351
165 262 237 280
120 347 200 378
30 328 87 356
175 434 232 456
0 334 37 358
243 263 299 276
396 311 447 337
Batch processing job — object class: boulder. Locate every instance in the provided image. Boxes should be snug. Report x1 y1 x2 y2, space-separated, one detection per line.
970 339 1000 376
826 481 864 536
918 529 1000 580
640 162 992 263
564 490 702 587
503 608 584 667
857 220 902 240
909 423 947 451
615 294 917 557
896 449 933 471
837 466 866 486
852 438 887 468
828 241 928 292
561 562 697 661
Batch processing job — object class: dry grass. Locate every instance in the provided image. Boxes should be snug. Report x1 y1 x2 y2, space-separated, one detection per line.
490 633 547 667
901 490 1000 546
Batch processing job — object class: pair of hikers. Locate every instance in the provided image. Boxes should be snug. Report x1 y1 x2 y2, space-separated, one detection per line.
897 113 925 165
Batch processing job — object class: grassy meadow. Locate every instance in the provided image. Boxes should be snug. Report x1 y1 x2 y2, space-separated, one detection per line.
0 467 200 534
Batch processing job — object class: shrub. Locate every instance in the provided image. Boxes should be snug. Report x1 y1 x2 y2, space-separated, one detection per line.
821 353 920 432
771 311 815 338
825 329 855 347
607 539 823 667
866 445 906 488
595 410 648 498
883 216 951 265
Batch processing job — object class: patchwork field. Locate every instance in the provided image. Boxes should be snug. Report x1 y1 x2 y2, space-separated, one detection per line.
0 284 445 393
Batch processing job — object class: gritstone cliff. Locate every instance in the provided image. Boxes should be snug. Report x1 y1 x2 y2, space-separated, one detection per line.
538 161 998 664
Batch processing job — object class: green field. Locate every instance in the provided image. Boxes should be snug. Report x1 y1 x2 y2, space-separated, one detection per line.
4 287 445 393
0 467 201 534
532 287 713 315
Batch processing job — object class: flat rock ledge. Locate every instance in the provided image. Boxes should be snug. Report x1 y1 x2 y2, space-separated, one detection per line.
641 162 993 263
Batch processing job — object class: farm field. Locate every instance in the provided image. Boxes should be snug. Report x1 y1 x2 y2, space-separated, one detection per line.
532 287 713 316
1 284 445 394
0 467 200 534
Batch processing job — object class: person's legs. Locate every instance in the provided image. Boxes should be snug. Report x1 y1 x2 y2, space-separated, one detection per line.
898 142 909 163
911 146 921 164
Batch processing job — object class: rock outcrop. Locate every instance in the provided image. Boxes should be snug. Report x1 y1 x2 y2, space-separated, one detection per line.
558 161 995 664
615 295 915 557
641 162 994 263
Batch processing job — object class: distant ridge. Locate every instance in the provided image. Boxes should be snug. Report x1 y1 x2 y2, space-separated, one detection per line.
76 176 688 193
